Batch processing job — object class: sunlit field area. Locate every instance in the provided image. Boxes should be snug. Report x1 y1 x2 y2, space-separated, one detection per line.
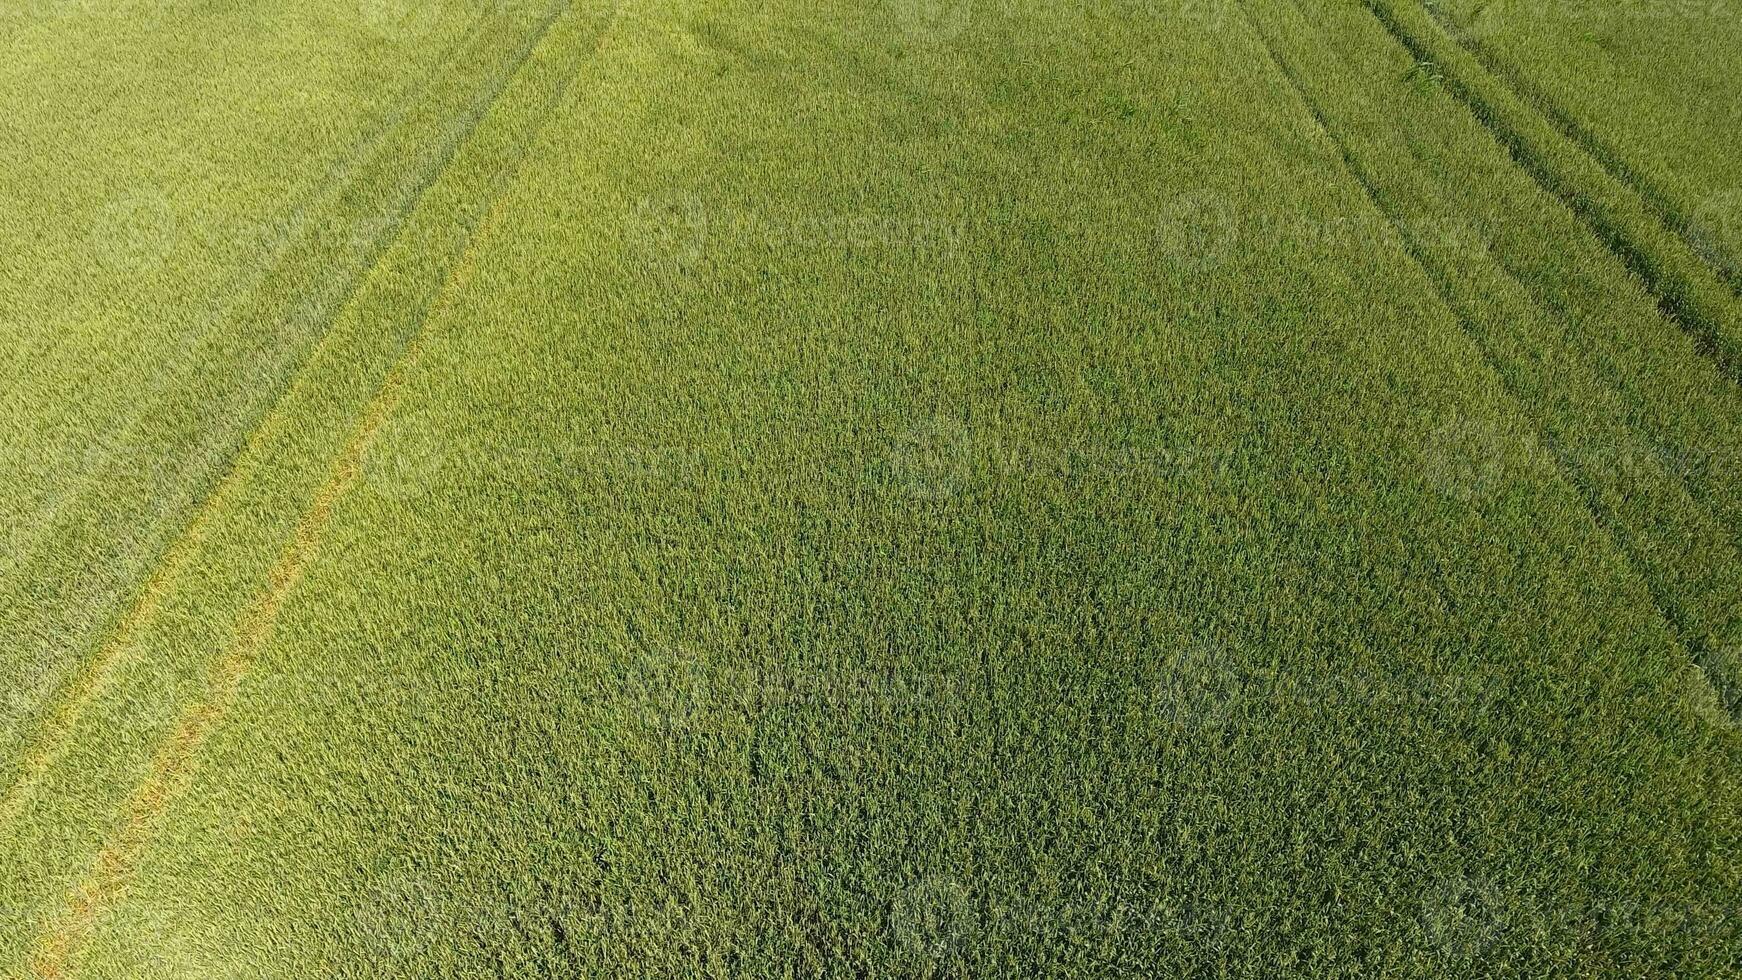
1 0 1738 976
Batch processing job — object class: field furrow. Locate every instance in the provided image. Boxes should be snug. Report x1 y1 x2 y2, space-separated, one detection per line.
27 196 501 980
1421 4 1742 296
1362 0 1742 386
1245 0 1742 713
0 3 621 973
0 0 579 777
1428 0 1742 292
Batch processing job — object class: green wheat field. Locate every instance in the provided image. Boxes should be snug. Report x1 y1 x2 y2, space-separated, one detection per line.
1 0 1739 975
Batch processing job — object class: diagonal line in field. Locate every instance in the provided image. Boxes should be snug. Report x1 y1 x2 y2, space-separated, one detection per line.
1417 3 1742 298
0 8 486 391
1234 0 1737 721
0 8 496 550
26 4 614 972
0 0 576 830
0 4 559 590
0 28 480 637
1355 0 1742 390
1272 0 1742 560
26 191 500 980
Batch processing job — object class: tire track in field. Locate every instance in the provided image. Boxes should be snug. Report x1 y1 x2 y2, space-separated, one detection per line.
0 29 473 594
0 6 538 589
1421 5 1742 297
1275 0 1742 557
0 6 485 394
0 0 575 828
1236 0 1739 720
0 0 572 672
25 193 500 980
1356 0 1742 390
0 11 485 564
26 7 612 971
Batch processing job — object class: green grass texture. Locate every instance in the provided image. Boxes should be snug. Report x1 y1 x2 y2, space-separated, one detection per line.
1 0 1737 977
